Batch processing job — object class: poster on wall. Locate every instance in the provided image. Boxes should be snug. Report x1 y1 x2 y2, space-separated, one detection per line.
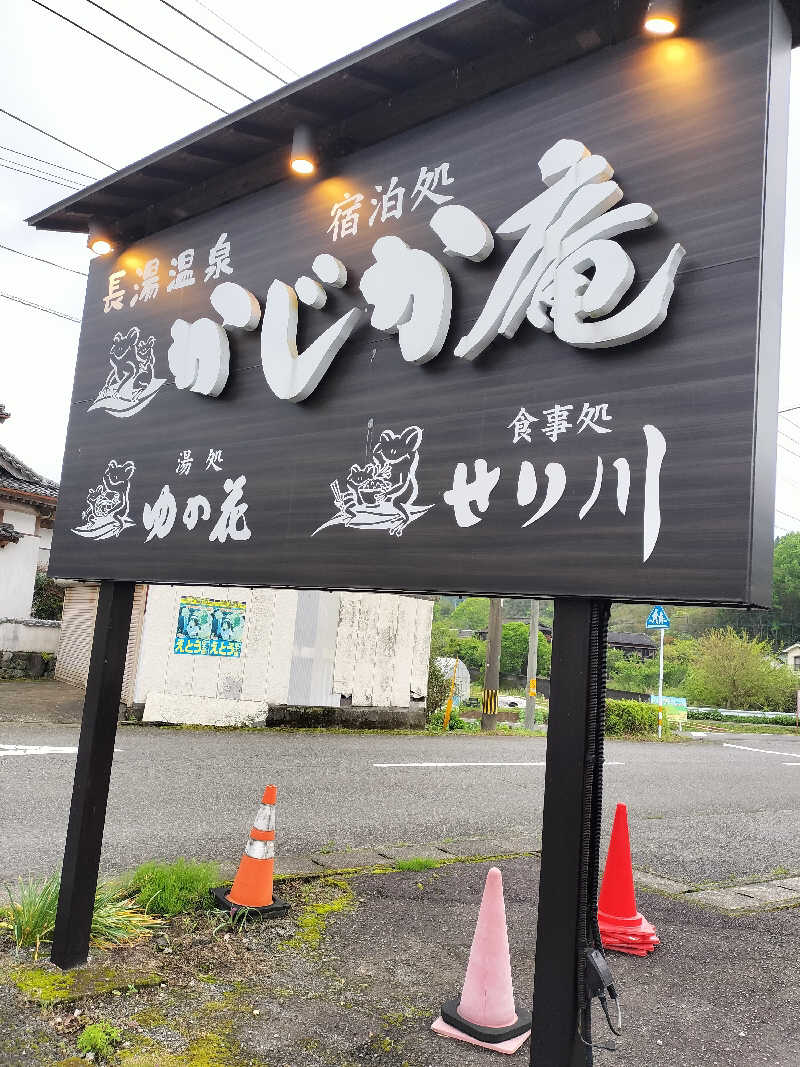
173 595 246 657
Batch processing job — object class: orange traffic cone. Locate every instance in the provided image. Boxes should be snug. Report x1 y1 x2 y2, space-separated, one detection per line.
432 867 531 1054
212 785 289 918
598 803 658 956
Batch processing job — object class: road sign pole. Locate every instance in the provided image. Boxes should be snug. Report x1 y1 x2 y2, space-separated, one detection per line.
531 597 610 1066
51 581 134 970
658 627 664 740
525 599 539 729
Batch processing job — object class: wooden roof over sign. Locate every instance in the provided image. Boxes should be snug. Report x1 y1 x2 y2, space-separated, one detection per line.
27 0 800 242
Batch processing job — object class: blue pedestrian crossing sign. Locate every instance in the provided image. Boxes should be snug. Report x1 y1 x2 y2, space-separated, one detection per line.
646 605 671 629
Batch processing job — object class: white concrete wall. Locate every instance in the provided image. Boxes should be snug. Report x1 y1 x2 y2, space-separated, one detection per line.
333 593 433 707
136 586 433 725
0 506 40 618
0 618 60 653
37 526 52 571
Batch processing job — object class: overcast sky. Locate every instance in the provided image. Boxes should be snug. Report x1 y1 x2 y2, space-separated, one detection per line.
1 0 799 532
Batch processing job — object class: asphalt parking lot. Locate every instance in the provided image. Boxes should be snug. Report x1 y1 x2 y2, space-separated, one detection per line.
2 717 799 886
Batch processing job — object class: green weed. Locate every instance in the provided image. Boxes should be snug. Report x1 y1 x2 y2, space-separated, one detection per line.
77 1021 122 1060
2 875 159 955
394 858 439 871
127 859 221 917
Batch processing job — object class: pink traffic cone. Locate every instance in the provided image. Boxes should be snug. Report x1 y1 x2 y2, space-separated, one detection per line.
432 867 531 1054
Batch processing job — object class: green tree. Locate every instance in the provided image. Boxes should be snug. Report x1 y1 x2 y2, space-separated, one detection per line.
772 532 800 618
448 597 490 631
536 631 552 678
430 619 459 658
433 597 454 619
500 622 529 674
426 620 455 717
684 627 797 710
31 572 64 621
456 636 487 673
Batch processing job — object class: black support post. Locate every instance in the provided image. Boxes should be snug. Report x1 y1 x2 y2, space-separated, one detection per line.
51 581 135 970
530 597 608 1067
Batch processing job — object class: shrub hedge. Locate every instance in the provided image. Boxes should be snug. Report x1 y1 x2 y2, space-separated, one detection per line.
605 699 668 737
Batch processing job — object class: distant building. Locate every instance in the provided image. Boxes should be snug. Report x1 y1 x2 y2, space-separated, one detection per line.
0 433 60 658
56 584 433 727
607 631 657 660
781 642 800 671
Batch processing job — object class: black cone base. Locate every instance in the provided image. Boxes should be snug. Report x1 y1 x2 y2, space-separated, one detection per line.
440 997 533 1044
211 885 290 918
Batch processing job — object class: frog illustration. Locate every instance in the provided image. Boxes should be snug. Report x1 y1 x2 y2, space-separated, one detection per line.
370 425 423 536
342 462 391 522
99 459 135 527
106 327 141 391
132 334 156 394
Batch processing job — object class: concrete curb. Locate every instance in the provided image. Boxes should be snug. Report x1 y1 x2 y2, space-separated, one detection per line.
267 845 800 915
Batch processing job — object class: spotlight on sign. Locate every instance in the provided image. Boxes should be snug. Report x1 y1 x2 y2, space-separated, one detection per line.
643 0 681 35
87 223 114 256
290 124 316 176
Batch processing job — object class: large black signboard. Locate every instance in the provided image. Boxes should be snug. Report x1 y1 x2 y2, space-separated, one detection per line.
50 1 787 606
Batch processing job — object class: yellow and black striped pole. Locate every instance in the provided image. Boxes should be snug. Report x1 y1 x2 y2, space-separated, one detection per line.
481 598 502 731
482 688 498 716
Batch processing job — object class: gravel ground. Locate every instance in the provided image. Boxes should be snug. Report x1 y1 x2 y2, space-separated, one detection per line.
1 856 799 1067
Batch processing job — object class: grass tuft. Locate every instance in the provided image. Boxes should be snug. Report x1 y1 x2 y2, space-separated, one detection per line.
127 858 221 917
2 874 161 955
394 858 439 871
3 875 60 954
77 1021 122 1059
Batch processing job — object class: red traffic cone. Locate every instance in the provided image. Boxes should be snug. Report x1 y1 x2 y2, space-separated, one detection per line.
598 803 659 955
432 867 531 1054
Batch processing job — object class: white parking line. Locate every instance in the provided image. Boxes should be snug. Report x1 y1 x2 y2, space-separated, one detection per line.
782 763 800 767
0 745 78 756
723 743 800 759
373 761 624 768
0 745 121 757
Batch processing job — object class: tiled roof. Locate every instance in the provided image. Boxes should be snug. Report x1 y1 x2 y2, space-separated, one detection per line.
0 443 58 500
608 631 656 649
0 521 19 545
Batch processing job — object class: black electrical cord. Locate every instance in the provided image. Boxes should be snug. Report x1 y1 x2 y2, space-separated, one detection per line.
576 600 622 1058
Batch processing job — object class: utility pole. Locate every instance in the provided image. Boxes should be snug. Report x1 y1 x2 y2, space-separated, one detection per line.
525 599 539 729
482 598 502 730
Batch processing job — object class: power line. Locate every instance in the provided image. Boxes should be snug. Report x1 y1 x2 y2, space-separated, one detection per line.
779 411 800 436
0 106 114 169
191 0 299 78
0 243 88 276
0 153 81 188
30 0 228 114
775 508 800 525
0 160 79 190
80 0 254 103
0 144 101 181
779 405 800 414
777 440 800 462
157 0 287 85
0 291 80 322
